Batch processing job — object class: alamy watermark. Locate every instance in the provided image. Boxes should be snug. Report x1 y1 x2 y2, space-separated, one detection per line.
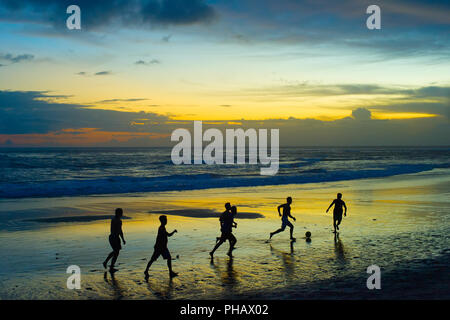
66 5 81 30
66 265 81 289
366 5 381 30
171 121 279 175
366 265 381 289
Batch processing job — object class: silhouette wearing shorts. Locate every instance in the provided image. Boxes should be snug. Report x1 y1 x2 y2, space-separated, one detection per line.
210 205 237 257
270 197 296 241
326 193 347 233
216 203 236 243
144 215 178 280
103 208 126 272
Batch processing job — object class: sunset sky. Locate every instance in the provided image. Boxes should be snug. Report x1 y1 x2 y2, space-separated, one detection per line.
0 0 449 146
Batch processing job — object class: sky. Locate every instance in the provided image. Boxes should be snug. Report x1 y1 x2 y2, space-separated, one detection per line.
0 0 449 146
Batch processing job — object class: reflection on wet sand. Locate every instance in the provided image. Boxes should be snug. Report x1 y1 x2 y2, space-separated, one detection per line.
270 240 296 282
103 271 124 300
334 233 348 265
146 278 174 300
210 257 238 290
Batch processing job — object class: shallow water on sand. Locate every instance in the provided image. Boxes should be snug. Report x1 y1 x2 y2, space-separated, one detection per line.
0 169 449 299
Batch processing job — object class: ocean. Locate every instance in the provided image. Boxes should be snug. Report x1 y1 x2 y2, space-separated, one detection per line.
1 146 449 199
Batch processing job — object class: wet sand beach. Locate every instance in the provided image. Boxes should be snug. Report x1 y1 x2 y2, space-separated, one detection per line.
0 168 449 299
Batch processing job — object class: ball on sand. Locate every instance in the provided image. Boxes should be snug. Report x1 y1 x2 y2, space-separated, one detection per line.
305 231 311 238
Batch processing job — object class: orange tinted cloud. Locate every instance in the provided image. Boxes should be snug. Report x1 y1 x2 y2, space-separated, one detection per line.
0 128 170 146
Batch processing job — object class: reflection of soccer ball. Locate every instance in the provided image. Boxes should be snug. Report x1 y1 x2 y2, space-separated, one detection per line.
305 231 311 238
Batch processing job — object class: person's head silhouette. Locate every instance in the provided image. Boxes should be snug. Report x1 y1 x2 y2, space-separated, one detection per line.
287 196 292 204
225 202 231 211
159 215 167 226
231 206 237 215
115 208 123 218
337 193 342 199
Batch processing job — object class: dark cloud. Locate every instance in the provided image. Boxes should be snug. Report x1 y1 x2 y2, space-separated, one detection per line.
352 107 372 121
413 86 450 98
0 90 168 134
0 0 216 29
94 71 112 76
211 0 450 60
98 98 149 103
135 59 160 66
76 71 114 76
0 53 34 63
141 0 215 25
241 84 450 99
162 34 172 42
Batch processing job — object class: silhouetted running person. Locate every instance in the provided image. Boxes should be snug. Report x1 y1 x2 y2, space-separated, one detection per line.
216 202 233 243
270 197 296 241
144 215 178 280
103 208 126 272
326 193 347 233
210 205 237 257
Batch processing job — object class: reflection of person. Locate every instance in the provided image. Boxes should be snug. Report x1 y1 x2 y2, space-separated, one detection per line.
270 197 296 241
210 205 237 257
144 215 178 280
334 233 347 264
326 193 347 233
103 208 126 272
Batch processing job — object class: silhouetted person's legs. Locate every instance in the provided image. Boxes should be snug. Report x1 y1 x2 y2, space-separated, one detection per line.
144 256 157 276
167 257 174 274
145 249 177 280
210 238 226 257
270 226 285 239
103 249 119 270
103 251 114 268
333 214 342 232
110 250 119 269
227 234 237 256
271 219 294 239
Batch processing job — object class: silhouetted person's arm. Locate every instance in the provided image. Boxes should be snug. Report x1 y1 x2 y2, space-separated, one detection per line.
343 201 347 216
288 212 296 221
277 204 283 217
326 200 335 213
119 224 126 245
168 230 177 237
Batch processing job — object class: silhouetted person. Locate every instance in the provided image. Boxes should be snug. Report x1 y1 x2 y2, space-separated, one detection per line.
326 193 347 233
216 202 233 243
210 205 237 257
144 215 178 280
270 197 296 241
103 208 126 272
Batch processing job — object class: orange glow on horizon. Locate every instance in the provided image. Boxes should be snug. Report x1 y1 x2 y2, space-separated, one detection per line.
0 128 170 146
